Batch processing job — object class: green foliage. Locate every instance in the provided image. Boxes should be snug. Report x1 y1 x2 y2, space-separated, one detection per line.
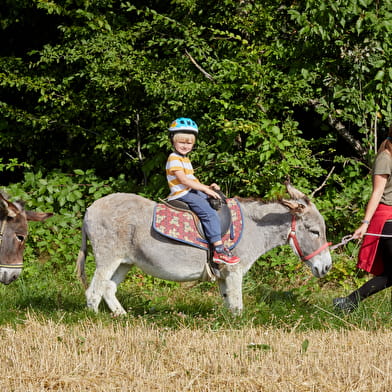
0 158 30 173
2 0 389 200
287 0 392 128
5 169 128 212
315 156 372 237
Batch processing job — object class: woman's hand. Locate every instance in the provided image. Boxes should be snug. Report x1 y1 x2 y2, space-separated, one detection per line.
353 223 369 239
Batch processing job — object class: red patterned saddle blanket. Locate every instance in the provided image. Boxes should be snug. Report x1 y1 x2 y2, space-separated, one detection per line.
152 198 243 250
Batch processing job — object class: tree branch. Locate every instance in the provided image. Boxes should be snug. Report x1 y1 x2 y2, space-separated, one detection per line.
311 165 335 198
135 113 147 186
185 49 215 82
308 99 368 158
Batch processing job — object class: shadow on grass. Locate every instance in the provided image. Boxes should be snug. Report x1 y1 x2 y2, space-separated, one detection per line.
0 277 91 324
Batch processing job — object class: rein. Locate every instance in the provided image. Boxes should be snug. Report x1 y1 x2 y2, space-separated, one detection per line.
0 218 23 270
288 215 332 261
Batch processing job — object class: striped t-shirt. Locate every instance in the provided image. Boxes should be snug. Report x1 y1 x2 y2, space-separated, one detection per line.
166 152 199 200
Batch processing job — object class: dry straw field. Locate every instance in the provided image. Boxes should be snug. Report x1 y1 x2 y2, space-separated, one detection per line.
0 313 390 392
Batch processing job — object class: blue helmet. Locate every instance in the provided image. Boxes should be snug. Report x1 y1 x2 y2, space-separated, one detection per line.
168 117 198 134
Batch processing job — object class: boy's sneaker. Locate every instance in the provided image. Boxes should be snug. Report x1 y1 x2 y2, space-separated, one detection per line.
213 247 240 265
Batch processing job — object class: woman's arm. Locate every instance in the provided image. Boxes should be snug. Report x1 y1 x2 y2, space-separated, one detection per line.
353 174 388 239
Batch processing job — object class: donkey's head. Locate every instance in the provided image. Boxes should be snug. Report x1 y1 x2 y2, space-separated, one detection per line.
0 193 52 284
281 183 332 278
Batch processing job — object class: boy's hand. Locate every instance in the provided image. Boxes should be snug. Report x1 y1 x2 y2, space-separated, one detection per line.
205 187 221 199
210 183 220 191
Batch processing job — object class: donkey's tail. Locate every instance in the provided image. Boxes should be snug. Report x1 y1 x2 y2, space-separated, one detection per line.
76 220 89 289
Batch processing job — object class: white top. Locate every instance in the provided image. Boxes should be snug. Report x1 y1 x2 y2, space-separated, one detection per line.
166 152 199 200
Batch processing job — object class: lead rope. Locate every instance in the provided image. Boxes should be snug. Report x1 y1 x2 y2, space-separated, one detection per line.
330 232 392 250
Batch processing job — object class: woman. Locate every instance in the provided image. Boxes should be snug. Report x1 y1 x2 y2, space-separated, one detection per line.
334 129 392 312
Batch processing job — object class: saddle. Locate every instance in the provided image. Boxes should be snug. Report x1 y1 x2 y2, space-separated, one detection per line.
165 190 232 238
153 194 243 252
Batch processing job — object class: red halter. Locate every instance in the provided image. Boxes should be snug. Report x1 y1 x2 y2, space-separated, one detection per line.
288 215 331 262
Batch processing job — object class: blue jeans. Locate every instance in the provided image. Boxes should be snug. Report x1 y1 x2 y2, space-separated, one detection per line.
178 190 221 244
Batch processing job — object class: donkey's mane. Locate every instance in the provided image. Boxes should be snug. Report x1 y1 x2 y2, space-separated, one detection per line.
236 195 311 205
235 196 292 206
235 196 277 205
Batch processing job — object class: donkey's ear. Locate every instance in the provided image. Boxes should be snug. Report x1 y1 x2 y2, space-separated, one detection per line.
0 193 18 218
285 182 306 200
281 199 307 214
0 196 7 216
285 182 311 205
26 211 53 222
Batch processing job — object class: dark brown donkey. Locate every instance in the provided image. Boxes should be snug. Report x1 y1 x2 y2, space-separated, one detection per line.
0 193 52 284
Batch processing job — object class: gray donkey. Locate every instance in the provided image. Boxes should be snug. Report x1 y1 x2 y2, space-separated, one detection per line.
76 183 332 315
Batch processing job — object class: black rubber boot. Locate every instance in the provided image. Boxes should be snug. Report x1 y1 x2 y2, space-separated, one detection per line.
333 296 358 313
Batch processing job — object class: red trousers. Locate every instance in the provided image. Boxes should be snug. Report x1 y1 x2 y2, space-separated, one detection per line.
357 203 392 275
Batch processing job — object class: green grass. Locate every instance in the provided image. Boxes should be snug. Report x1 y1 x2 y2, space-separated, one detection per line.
0 262 391 331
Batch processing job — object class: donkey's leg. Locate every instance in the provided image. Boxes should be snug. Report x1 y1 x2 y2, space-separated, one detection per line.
217 267 244 315
85 258 124 314
101 263 132 316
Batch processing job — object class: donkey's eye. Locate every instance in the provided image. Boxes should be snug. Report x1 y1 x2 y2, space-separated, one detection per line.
310 230 320 237
16 234 25 243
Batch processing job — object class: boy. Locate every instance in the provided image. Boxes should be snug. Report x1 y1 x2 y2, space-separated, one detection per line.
166 117 240 265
